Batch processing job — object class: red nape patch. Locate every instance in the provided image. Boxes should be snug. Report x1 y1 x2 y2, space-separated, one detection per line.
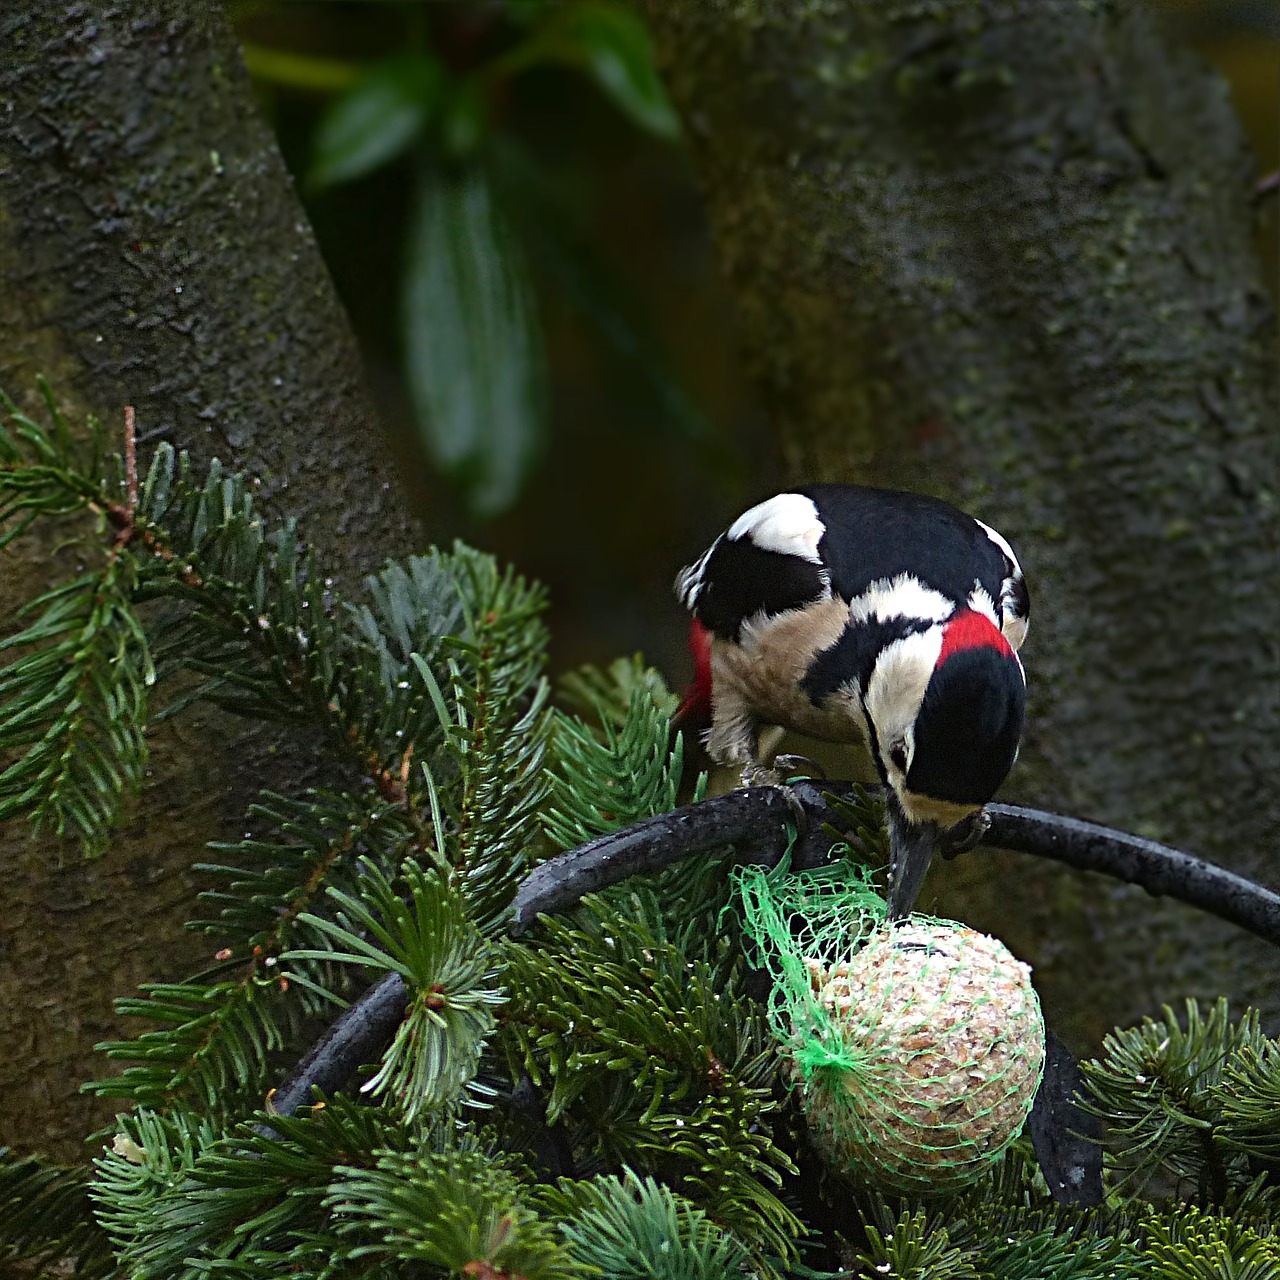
938 608 1013 666
675 618 714 725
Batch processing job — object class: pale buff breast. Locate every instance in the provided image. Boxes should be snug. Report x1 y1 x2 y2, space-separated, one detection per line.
709 598 870 746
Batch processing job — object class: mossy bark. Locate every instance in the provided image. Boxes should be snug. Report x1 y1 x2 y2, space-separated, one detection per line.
0 4 415 1158
645 0 1279 1045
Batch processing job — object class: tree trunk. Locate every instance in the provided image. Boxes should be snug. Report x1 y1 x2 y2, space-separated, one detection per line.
0 3 415 1158
644 0 1280 1045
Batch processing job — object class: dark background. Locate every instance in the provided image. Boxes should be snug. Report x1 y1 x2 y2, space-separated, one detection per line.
229 0 1275 696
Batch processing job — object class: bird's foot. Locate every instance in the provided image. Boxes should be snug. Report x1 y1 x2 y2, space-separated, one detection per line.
771 753 827 782
739 761 781 788
733 762 814 840
939 806 992 861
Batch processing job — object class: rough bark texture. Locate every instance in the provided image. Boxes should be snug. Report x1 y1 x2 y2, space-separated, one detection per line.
0 3 415 1158
645 0 1280 1046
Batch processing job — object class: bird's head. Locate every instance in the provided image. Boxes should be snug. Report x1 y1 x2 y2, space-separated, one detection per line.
866 606 1026 917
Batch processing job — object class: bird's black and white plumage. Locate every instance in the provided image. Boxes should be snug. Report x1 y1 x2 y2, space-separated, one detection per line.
675 483 1030 919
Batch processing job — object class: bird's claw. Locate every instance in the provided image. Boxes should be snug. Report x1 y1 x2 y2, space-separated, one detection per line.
738 753 824 789
939 806 992 861
772 753 827 781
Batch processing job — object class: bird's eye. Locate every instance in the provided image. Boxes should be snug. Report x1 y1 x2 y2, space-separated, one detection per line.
888 741 909 773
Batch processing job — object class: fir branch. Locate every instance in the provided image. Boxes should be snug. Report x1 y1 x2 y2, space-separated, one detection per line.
418 549 554 920
871 1182 1154 1280
347 551 466 690
502 890 775 1125
90 539 558 1132
0 389 557 855
1079 999 1263 1202
855 1208 979 1280
544 1169 756 1280
0 1147 117 1277
326 1146 582 1279
91 1108 223 1277
272 785 1280 1130
981 1225 1147 1280
88 976 307 1119
0 557 153 854
131 454 482 807
92 1098 411 1280
556 654 681 732
266 975 413 1122
290 856 504 1120
134 447 354 732
501 888 800 1265
0 379 113 545
1215 1039 1280 1163
87 791 418 1122
338 547 485 806
193 790 417 972
1142 1205 1280 1279
543 684 686 851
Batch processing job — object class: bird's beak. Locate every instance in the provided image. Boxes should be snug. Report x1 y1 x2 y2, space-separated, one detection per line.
885 795 939 921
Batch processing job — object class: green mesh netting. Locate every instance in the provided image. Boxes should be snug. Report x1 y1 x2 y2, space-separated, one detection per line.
735 859 1045 1193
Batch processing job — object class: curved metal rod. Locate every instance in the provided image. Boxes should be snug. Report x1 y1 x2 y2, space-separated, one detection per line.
983 802 1280 945
269 785 1280 1117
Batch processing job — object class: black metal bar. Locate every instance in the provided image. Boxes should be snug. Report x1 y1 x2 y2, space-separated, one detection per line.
270 786 1280 1116
984 803 1280 948
265 971 407 1120
508 784 810 933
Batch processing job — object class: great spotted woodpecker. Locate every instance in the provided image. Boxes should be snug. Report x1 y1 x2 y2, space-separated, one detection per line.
675 484 1029 919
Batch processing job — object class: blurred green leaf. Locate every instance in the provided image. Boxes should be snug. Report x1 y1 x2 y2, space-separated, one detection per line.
310 54 441 188
439 77 490 161
490 139 726 461
530 2 680 140
402 162 547 517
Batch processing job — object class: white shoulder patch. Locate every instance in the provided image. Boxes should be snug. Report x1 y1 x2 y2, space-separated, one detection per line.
847 573 954 626
974 518 1022 577
975 517 1029 652
726 493 824 563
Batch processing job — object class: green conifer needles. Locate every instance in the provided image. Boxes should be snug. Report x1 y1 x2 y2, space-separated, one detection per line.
0 385 153 852
548 1170 757 1278
0 558 152 853
1080 998 1280 1205
290 856 504 1120
10 387 1280 1279
0 1148 114 1277
543 682 687 849
1 388 798 1277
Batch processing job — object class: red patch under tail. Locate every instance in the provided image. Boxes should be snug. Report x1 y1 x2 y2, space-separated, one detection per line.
675 618 713 727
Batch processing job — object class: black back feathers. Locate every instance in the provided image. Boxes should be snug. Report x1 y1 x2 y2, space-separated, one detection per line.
797 484 1017 618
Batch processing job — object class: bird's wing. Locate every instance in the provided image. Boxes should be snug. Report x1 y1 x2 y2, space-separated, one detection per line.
674 493 830 641
676 485 1031 653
